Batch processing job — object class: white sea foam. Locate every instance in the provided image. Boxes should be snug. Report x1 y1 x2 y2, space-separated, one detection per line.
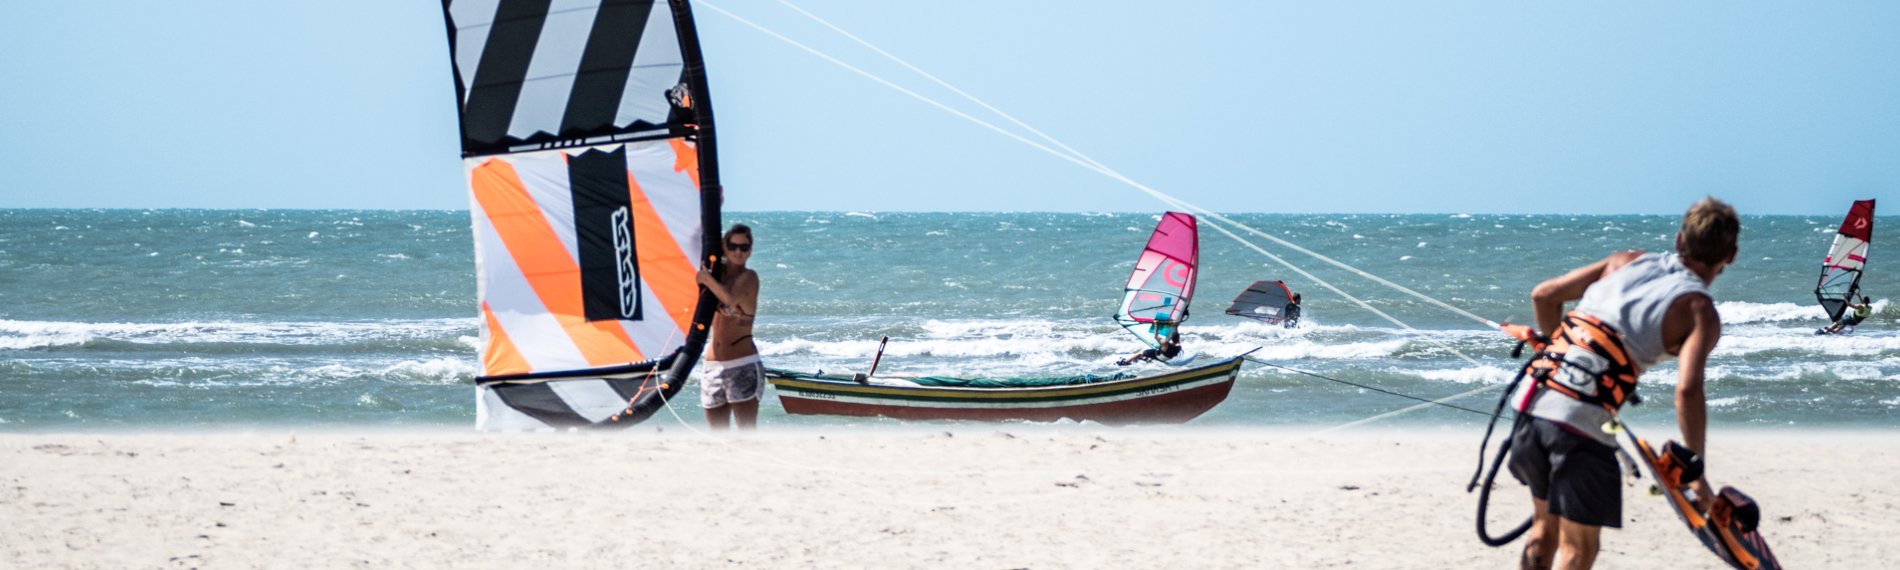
1704 361 1898 382
845 211 878 220
1713 301 1826 324
1414 365 1513 385
102 355 477 387
0 318 477 349
382 358 478 384
1246 339 1410 361
1713 328 1900 358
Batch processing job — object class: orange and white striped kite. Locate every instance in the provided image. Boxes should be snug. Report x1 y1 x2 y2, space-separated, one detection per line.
443 0 723 429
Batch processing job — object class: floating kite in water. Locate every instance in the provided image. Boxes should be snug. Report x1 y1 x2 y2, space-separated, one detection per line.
1116 212 1199 348
1816 199 1874 325
442 0 724 429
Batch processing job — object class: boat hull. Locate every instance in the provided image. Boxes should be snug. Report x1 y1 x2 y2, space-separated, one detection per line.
765 357 1243 425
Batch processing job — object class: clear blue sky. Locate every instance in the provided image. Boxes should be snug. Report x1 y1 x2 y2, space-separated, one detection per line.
1 1 1894 214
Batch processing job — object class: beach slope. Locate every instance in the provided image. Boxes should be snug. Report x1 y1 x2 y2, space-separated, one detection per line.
2 429 1890 568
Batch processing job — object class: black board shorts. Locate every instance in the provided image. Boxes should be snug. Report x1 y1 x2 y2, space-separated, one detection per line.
1508 417 1622 528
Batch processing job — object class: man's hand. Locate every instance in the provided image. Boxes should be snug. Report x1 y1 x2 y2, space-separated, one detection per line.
1500 322 1549 354
1689 478 1717 513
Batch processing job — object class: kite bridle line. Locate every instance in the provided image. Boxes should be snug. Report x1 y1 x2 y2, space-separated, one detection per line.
698 0 1518 431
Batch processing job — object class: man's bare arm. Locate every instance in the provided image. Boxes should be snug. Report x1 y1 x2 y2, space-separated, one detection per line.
1529 251 1643 336
1672 293 1720 456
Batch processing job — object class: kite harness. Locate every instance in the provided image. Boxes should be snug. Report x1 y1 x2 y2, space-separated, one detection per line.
1470 312 1644 547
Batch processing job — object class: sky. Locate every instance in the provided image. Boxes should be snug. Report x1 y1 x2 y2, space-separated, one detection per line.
0 1 1895 214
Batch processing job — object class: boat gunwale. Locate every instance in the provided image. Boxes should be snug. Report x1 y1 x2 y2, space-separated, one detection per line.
765 357 1243 401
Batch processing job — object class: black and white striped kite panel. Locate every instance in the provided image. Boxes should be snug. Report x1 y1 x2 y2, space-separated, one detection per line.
446 0 686 155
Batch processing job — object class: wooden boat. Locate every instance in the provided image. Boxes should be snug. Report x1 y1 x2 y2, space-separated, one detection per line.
764 357 1244 425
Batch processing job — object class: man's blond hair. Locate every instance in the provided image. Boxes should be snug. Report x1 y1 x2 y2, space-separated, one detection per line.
1678 196 1739 266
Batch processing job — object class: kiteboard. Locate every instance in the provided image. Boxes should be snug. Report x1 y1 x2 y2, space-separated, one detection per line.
1622 427 1782 570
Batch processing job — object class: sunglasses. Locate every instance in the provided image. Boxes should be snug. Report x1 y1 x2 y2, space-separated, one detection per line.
726 241 752 252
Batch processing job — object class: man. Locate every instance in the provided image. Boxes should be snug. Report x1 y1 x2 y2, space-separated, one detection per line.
1507 197 1738 569
1116 326 1183 366
1284 292 1303 328
695 224 762 431
1821 295 1873 334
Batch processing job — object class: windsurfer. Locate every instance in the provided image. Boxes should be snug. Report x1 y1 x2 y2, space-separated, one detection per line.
1117 325 1184 366
1284 293 1302 328
1821 296 1872 334
696 224 763 431
1505 197 1738 569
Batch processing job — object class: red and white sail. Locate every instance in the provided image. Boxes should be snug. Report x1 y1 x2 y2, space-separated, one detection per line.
1816 199 1874 322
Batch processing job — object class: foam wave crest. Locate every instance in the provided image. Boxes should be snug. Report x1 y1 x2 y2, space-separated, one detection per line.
0 318 476 350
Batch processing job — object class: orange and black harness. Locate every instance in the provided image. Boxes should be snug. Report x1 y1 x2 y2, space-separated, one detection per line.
1472 311 1644 547
1509 311 1645 412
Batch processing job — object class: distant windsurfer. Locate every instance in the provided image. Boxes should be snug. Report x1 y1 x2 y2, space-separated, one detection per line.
1117 323 1184 366
696 224 763 431
1820 296 1872 335
1284 293 1302 328
1504 197 1738 569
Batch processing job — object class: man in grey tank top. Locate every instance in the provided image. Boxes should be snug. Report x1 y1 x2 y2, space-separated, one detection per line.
1506 198 1739 569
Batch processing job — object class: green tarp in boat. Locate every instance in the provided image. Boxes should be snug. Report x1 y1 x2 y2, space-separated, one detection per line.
766 368 1136 389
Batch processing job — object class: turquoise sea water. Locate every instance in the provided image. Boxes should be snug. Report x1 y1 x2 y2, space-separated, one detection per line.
0 209 1893 431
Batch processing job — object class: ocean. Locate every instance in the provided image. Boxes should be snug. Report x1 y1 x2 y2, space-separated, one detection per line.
0 209 1892 431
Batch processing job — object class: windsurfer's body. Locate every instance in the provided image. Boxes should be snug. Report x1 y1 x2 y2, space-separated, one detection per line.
1283 293 1302 328
1507 198 1738 569
1117 325 1183 366
1821 296 1872 334
697 224 763 431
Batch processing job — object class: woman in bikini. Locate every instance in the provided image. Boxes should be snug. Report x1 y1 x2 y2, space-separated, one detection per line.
695 224 762 431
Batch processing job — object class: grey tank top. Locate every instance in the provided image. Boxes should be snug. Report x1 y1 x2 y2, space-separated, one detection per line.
1516 252 1709 445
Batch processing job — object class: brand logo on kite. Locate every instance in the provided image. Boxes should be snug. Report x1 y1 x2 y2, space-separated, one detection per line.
1856 218 1869 230
612 207 638 319
668 82 694 111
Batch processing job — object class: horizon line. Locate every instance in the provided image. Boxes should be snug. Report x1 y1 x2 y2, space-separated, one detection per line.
0 207 1879 218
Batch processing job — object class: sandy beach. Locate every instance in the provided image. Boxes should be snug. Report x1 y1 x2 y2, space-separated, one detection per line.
2 425 1893 569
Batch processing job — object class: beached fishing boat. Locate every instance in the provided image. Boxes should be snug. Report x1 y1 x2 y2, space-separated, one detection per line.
764 357 1245 425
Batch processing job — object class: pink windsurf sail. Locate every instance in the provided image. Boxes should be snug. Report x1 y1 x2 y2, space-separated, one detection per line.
1116 212 1199 348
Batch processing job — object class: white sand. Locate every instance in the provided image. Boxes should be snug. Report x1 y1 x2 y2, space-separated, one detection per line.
2 426 1893 568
